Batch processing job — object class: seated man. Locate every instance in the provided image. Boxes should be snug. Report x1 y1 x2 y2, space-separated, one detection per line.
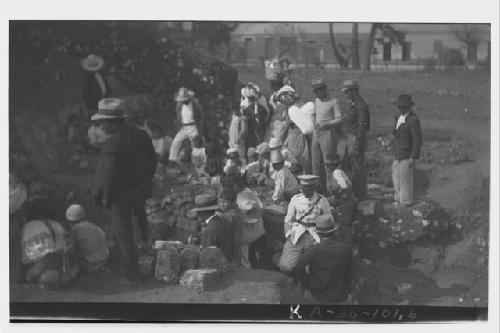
271 150 299 203
218 189 243 265
192 194 233 262
325 157 356 245
278 175 332 273
294 214 353 304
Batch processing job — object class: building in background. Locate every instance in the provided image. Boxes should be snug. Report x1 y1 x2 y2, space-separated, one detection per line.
230 23 491 69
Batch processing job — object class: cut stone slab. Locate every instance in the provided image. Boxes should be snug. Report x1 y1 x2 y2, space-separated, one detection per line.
200 247 229 273
180 246 201 271
154 248 180 284
180 268 221 291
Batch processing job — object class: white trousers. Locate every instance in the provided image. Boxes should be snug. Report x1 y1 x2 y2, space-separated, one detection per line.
392 159 414 206
168 125 199 162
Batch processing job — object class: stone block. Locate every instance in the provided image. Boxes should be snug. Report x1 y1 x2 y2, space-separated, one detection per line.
180 246 201 271
154 248 181 284
179 268 221 290
139 255 155 277
200 247 229 273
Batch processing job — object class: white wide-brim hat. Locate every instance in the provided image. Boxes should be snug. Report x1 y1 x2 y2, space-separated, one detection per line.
175 87 195 102
81 54 104 72
91 98 127 121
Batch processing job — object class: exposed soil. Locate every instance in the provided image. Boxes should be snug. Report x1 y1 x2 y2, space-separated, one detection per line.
10 67 490 306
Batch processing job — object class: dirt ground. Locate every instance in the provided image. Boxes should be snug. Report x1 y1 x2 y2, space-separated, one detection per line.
10 66 490 306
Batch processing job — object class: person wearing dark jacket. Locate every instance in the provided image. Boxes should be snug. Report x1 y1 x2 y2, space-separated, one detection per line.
92 98 157 283
294 214 353 304
81 55 112 119
392 94 423 207
192 194 233 262
341 80 370 200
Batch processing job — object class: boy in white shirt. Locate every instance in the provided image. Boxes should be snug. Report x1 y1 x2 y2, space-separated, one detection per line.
325 157 355 245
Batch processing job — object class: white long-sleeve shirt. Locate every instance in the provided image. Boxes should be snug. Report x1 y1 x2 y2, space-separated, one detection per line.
272 166 299 202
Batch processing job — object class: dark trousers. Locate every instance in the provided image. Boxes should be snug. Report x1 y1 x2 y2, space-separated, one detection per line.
312 128 338 194
337 191 355 245
344 133 368 200
107 199 143 280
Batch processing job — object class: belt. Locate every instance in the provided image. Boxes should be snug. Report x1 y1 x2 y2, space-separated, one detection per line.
182 122 196 126
297 221 316 228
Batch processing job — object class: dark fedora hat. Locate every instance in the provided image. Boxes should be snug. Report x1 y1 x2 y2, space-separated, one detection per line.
393 94 415 108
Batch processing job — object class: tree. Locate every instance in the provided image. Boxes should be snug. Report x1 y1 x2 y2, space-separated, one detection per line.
190 21 239 59
351 23 360 69
328 23 349 68
363 23 406 71
453 24 485 63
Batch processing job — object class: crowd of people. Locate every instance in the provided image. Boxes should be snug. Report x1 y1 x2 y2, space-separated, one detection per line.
10 53 423 304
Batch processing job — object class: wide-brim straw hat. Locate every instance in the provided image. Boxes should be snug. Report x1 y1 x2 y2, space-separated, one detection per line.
315 214 341 234
175 87 195 102
91 98 127 121
311 78 327 89
191 194 220 213
81 54 104 72
341 79 359 92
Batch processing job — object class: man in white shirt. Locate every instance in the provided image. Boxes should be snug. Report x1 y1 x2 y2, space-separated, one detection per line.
325 157 355 245
168 87 203 164
278 175 333 273
271 150 300 203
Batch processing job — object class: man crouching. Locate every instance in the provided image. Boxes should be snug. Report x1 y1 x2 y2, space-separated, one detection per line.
294 214 353 304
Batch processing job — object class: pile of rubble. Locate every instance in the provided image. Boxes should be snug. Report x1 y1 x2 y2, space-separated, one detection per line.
139 240 229 291
353 198 451 256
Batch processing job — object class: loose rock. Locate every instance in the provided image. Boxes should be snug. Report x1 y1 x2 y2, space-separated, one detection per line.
154 248 181 284
179 268 221 290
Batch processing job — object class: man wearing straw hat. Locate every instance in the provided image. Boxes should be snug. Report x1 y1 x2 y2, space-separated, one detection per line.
92 98 157 284
341 79 370 200
311 78 343 195
81 54 112 119
168 87 203 164
278 175 332 273
294 214 353 304
392 94 423 207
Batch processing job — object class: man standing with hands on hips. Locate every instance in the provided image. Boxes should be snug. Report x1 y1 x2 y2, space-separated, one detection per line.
392 94 423 207
341 79 370 200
